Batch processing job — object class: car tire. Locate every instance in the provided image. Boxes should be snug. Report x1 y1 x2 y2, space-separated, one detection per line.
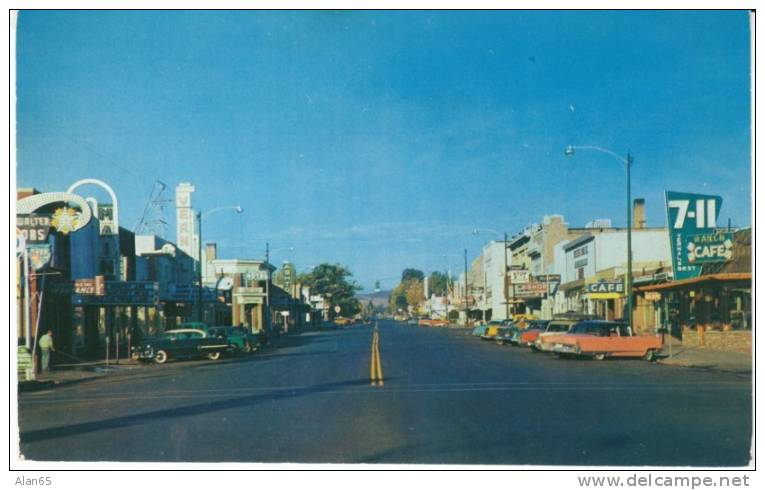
593 353 606 361
154 350 168 364
644 350 656 362
207 351 222 361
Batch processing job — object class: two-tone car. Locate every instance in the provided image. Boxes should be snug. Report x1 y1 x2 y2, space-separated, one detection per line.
481 320 510 340
518 320 551 347
548 320 663 361
131 328 232 364
534 319 580 352
208 326 261 354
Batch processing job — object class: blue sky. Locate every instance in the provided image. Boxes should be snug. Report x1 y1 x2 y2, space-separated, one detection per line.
16 10 751 291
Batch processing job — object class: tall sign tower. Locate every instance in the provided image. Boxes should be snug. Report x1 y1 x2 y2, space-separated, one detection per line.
175 183 198 261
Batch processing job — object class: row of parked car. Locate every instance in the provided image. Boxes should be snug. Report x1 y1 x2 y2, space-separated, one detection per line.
131 322 265 364
472 315 663 361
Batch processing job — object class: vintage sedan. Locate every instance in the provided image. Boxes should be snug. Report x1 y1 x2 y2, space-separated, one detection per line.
481 320 510 340
131 328 232 364
534 319 580 352
208 326 261 354
472 323 488 337
518 320 551 347
549 320 663 361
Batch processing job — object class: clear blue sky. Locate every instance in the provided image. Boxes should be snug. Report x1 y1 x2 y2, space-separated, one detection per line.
16 10 751 291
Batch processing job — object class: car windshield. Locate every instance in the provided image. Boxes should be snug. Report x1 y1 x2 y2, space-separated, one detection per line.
547 322 571 332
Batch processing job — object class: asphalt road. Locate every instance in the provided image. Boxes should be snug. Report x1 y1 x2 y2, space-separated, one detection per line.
18 320 752 465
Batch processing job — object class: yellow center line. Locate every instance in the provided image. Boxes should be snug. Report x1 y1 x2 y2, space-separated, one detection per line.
370 328 384 386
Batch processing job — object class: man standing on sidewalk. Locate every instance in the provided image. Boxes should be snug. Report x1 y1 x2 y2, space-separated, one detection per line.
38 330 55 372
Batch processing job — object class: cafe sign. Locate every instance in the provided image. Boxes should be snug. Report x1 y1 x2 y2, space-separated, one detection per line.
586 280 624 300
665 191 728 281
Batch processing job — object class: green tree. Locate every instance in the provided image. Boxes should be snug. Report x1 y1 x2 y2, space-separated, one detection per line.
299 263 361 317
427 271 450 296
401 268 424 283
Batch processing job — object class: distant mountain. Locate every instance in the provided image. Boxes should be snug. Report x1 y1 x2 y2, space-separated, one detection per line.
356 289 391 308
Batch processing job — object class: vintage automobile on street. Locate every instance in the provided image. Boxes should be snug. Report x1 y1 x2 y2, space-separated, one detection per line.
548 320 663 361
208 326 261 354
472 322 488 337
481 320 510 340
418 318 432 327
131 328 232 364
333 317 352 326
429 318 449 327
518 319 551 347
534 319 581 352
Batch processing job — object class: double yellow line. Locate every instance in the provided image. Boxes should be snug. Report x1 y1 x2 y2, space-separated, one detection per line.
370 324 384 386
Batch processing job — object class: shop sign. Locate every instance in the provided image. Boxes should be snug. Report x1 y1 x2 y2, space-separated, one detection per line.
167 283 216 302
17 215 52 243
574 258 588 268
28 244 52 271
513 282 548 298
97 204 117 236
73 281 158 306
509 270 531 284
683 231 734 264
586 281 624 294
51 207 82 234
535 274 561 283
74 276 106 295
665 191 724 281
645 292 662 301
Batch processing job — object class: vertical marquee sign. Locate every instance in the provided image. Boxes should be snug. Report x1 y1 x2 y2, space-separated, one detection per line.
665 191 733 281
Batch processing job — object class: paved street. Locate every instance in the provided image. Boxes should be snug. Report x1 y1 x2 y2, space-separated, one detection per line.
18 321 752 466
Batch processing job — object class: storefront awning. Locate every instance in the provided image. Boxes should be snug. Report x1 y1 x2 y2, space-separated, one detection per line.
636 273 751 292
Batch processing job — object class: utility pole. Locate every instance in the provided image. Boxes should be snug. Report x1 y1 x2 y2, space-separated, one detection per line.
464 249 469 326
504 232 509 320
626 152 634 329
196 211 203 322
265 242 272 339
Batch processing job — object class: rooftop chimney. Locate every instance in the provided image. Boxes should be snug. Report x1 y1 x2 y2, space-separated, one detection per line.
633 199 646 229
206 242 217 262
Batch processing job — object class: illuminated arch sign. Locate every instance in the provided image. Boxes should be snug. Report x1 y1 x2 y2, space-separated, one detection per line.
17 192 93 240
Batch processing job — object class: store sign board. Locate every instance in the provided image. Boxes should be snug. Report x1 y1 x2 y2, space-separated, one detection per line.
17 215 52 243
586 281 624 294
513 282 548 298
683 231 734 265
665 191 724 280
645 292 662 301
28 244 52 271
72 281 158 306
509 270 531 284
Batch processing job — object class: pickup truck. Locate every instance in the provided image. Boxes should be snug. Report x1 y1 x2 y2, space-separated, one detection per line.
548 320 662 361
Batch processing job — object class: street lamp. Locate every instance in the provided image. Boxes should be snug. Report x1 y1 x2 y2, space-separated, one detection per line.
564 145 634 329
472 228 510 320
196 205 244 322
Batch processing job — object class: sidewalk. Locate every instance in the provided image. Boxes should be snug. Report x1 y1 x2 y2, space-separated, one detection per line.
657 340 752 375
18 359 145 392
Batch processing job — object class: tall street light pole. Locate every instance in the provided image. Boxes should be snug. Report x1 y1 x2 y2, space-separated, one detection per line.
565 145 634 329
196 206 244 323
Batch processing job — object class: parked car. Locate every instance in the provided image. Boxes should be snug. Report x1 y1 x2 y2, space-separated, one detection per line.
334 317 352 326
418 318 432 327
429 318 449 327
549 320 663 361
407 317 419 325
131 328 231 364
208 326 260 354
534 319 580 352
495 324 516 345
481 320 509 340
472 322 488 337
518 320 551 347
